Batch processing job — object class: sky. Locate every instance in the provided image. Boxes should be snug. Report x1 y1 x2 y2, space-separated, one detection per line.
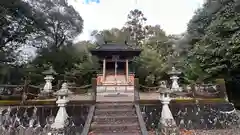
69 0 204 41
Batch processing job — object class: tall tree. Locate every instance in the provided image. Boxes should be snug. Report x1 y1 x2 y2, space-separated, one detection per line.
29 0 84 77
0 0 43 64
0 0 46 83
133 25 172 86
91 28 129 44
187 0 240 78
124 9 148 46
27 0 83 49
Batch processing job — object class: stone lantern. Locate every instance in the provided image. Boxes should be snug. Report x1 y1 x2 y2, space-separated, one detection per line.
159 88 175 125
41 66 57 95
158 88 178 134
51 82 72 134
168 66 181 92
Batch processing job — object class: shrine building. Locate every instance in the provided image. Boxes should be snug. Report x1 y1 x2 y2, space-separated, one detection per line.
90 41 141 86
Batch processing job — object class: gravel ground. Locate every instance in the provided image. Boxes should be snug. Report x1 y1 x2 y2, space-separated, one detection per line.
192 129 240 135
148 129 240 135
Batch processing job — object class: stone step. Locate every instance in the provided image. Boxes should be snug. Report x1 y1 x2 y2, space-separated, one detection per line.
96 102 134 109
93 115 138 124
95 109 136 116
96 96 134 102
90 123 140 132
97 90 134 94
95 108 135 112
103 93 131 97
89 131 141 135
97 90 134 93
89 102 141 135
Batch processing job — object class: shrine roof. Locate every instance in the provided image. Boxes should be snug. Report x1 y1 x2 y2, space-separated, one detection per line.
90 41 141 52
89 41 142 58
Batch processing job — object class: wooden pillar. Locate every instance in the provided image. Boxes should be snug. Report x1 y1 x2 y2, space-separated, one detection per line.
126 59 129 82
103 59 106 81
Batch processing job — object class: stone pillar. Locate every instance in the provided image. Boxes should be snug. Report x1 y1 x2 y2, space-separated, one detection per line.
51 83 72 134
126 59 129 82
103 59 106 81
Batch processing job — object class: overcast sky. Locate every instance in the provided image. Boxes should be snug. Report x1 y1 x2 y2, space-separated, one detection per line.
69 0 204 41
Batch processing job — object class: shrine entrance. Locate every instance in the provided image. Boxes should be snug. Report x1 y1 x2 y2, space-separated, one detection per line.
105 61 125 75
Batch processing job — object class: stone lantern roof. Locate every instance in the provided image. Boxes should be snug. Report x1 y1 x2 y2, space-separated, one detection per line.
167 67 181 75
54 83 73 96
42 66 57 75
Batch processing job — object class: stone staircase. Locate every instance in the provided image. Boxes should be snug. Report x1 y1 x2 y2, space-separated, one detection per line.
103 75 128 85
89 102 142 135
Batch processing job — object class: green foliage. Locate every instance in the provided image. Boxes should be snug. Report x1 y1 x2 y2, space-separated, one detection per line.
134 45 169 86
27 0 83 48
67 42 100 85
0 0 41 63
91 28 129 44
186 0 240 80
183 59 209 84
0 0 84 84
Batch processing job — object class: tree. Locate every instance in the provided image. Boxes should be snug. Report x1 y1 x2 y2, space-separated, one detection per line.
187 0 240 79
0 0 47 83
28 0 84 80
133 25 172 86
91 28 129 44
0 0 84 84
124 9 148 46
27 0 83 49
68 41 100 85
185 0 240 102
0 0 43 64
187 0 225 46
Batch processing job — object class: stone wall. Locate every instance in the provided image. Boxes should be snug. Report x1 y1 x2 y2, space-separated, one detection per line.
141 102 239 130
0 105 89 135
